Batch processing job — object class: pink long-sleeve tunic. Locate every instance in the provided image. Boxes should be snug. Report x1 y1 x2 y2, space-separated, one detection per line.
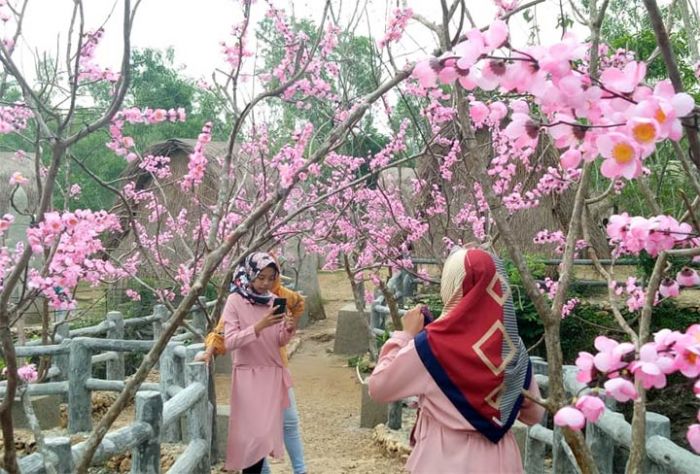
369 331 545 474
223 292 295 471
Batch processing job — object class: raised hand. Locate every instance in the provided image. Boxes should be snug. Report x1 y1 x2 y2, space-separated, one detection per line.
254 307 284 336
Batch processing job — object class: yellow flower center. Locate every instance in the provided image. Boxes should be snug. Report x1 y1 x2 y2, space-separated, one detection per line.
612 143 635 164
686 352 698 365
655 108 667 124
632 122 656 144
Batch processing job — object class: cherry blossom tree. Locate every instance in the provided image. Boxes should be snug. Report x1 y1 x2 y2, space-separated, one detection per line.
0 0 411 471
1 1 699 474
402 0 699 472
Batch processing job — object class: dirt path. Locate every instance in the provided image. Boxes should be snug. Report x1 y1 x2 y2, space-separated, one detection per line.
216 271 404 473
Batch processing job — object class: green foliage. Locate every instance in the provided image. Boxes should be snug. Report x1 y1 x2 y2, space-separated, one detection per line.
601 0 698 90
0 46 228 212
348 353 375 374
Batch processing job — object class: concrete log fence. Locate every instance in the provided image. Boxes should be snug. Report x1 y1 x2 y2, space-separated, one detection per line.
2 301 215 474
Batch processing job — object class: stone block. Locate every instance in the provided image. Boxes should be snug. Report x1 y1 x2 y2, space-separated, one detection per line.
216 404 230 458
360 383 387 428
297 307 310 329
333 304 369 355
12 394 62 430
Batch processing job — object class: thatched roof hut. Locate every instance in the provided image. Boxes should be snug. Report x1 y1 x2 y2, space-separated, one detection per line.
109 139 229 279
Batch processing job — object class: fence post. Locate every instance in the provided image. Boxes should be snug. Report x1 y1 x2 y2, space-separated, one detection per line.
644 412 671 474
153 304 169 341
160 342 182 442
186 361 211 473
401 271 417 300
131 391 162 474
45 436 73 473
68 339 92 433
586 398 616 473
387 401 402 430
53 311 70 382
106 311 125 380
525 434 546 474
552 426 579 474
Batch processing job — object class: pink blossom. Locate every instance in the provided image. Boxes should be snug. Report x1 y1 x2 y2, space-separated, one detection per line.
504 113 539 149
604 377 638 402
469 101 489 127
554 406 585 430
0 213 15 232
68 184 82 198
9 172 28 185
575 395 605 423
597 133 642 180
629 343 667 389
658 278 680 298
43 212 64 234
688 424 700 453
17 363 38 383
560 149 582 169
125 289 141 301
674 325 700 377
606 213 631 240
654 328 682 350
676 267 700 287
599 61 646 94
377 8 412 49
593 336 634 373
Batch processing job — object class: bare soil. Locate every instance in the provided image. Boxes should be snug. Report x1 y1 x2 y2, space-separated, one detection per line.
213 270 404 473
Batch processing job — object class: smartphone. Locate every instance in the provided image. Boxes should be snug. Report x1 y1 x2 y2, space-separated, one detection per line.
420 306 434 326
273 297 287 315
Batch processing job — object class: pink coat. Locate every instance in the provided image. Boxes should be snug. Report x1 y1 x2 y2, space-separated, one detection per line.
369 331 545 474
223 292 295 470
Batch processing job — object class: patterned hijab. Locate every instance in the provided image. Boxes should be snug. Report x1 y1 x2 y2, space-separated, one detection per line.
231 252 280 305
414 248 531 443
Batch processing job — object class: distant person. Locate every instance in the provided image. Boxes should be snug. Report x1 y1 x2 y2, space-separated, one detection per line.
369 247 545 473
200 252 304 473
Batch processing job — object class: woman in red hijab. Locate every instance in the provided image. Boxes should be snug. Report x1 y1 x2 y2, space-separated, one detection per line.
369 248 545 473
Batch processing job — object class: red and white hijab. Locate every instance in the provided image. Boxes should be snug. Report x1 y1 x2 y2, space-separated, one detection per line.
414 247 531 443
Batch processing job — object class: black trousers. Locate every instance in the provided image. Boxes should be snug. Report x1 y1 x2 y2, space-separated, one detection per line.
242 458 265 473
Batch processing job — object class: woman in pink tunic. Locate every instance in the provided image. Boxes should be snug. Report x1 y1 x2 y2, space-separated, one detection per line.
369 248 545 473
223 252 296 473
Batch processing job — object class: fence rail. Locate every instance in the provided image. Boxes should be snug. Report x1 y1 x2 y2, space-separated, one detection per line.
3 296 215 474
525 358 700 474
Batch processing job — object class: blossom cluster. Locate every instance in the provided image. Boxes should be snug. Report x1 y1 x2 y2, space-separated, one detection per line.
107 106 186 160
412 21 696 181
377 8 413 49
0 105 32 134
606 213 697 257
78 28 119 83
555 329 700 452
181 122 212 191
21 210 129 309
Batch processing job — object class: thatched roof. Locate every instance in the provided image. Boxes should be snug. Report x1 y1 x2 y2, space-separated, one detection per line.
109 138 236 278
409 128 612 261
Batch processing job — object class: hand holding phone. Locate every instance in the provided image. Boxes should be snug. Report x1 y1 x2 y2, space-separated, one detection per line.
420 306 434 326
273 297 287 315
255 305 285 335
